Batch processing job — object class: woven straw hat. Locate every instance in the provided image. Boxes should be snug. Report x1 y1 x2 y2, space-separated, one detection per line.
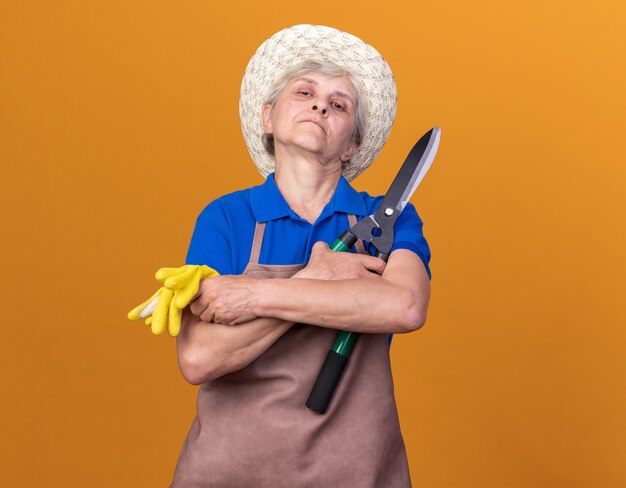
239 24 397 181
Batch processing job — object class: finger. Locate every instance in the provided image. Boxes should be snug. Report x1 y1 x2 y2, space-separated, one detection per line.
200 307 215 323
164 265 198 290
151 288 174 335
155 265 189 283
359 255 387 274
127 288 162 320
189 293 208 317
175 267 203 309
145 316 152 326
311 241 330 255
168 296 182 337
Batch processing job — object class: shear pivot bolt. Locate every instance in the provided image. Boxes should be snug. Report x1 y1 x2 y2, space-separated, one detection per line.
384 208 394 216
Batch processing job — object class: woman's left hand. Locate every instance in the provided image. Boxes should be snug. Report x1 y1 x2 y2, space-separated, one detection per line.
189 275 259 325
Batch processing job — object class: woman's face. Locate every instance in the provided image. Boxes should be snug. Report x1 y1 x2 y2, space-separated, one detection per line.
262 72 359 164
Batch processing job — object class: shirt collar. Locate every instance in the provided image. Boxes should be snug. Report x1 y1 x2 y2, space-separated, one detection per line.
250 172 367 222
331 174 367 216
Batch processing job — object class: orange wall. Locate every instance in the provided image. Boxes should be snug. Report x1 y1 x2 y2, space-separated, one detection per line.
2 1 625 486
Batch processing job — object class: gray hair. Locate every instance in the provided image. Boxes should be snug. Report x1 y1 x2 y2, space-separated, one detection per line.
261 60 367 162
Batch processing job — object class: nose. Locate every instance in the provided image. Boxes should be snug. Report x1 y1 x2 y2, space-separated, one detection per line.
311 103 327 116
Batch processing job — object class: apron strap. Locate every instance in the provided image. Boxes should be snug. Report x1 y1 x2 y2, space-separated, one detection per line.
348 214 367 255
250 216 365 266
249 221 266 265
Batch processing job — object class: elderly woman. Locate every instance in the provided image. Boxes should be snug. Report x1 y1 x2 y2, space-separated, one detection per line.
171 25 431 488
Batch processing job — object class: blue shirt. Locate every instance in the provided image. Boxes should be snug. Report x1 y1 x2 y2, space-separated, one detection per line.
186 173 431 279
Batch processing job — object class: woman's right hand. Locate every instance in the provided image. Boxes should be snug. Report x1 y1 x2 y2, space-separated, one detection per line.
293 241 386 281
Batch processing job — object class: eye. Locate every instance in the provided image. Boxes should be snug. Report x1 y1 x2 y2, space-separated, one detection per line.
332 102 344 111
297 90 311 96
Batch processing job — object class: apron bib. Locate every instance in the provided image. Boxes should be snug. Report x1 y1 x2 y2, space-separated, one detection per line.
171 216 412 487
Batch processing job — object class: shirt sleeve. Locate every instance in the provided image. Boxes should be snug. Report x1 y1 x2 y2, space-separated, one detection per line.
185 199 234 275
389 202 432 280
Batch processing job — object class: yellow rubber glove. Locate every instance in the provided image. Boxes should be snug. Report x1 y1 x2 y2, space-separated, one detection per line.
128 265 219 336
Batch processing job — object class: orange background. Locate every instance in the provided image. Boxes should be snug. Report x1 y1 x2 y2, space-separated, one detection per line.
2 1 625 486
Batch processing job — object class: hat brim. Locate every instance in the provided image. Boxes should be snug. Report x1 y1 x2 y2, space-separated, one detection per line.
239 24 397 181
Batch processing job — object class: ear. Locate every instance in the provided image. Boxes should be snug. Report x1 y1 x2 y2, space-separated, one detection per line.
261 104 273 134
340 139 359 162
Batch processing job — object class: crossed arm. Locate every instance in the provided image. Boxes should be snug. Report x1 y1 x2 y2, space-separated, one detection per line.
176 243 430 384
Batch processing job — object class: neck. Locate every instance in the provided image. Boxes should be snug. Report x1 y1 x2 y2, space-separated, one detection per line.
274 158 342 224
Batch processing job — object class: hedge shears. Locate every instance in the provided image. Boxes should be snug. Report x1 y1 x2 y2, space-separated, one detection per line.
306 126 441 414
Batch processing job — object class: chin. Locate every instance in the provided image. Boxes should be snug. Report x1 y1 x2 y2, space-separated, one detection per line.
290 135 325 153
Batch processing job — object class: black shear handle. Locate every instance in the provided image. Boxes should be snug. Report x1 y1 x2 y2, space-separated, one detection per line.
306 248 390 414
